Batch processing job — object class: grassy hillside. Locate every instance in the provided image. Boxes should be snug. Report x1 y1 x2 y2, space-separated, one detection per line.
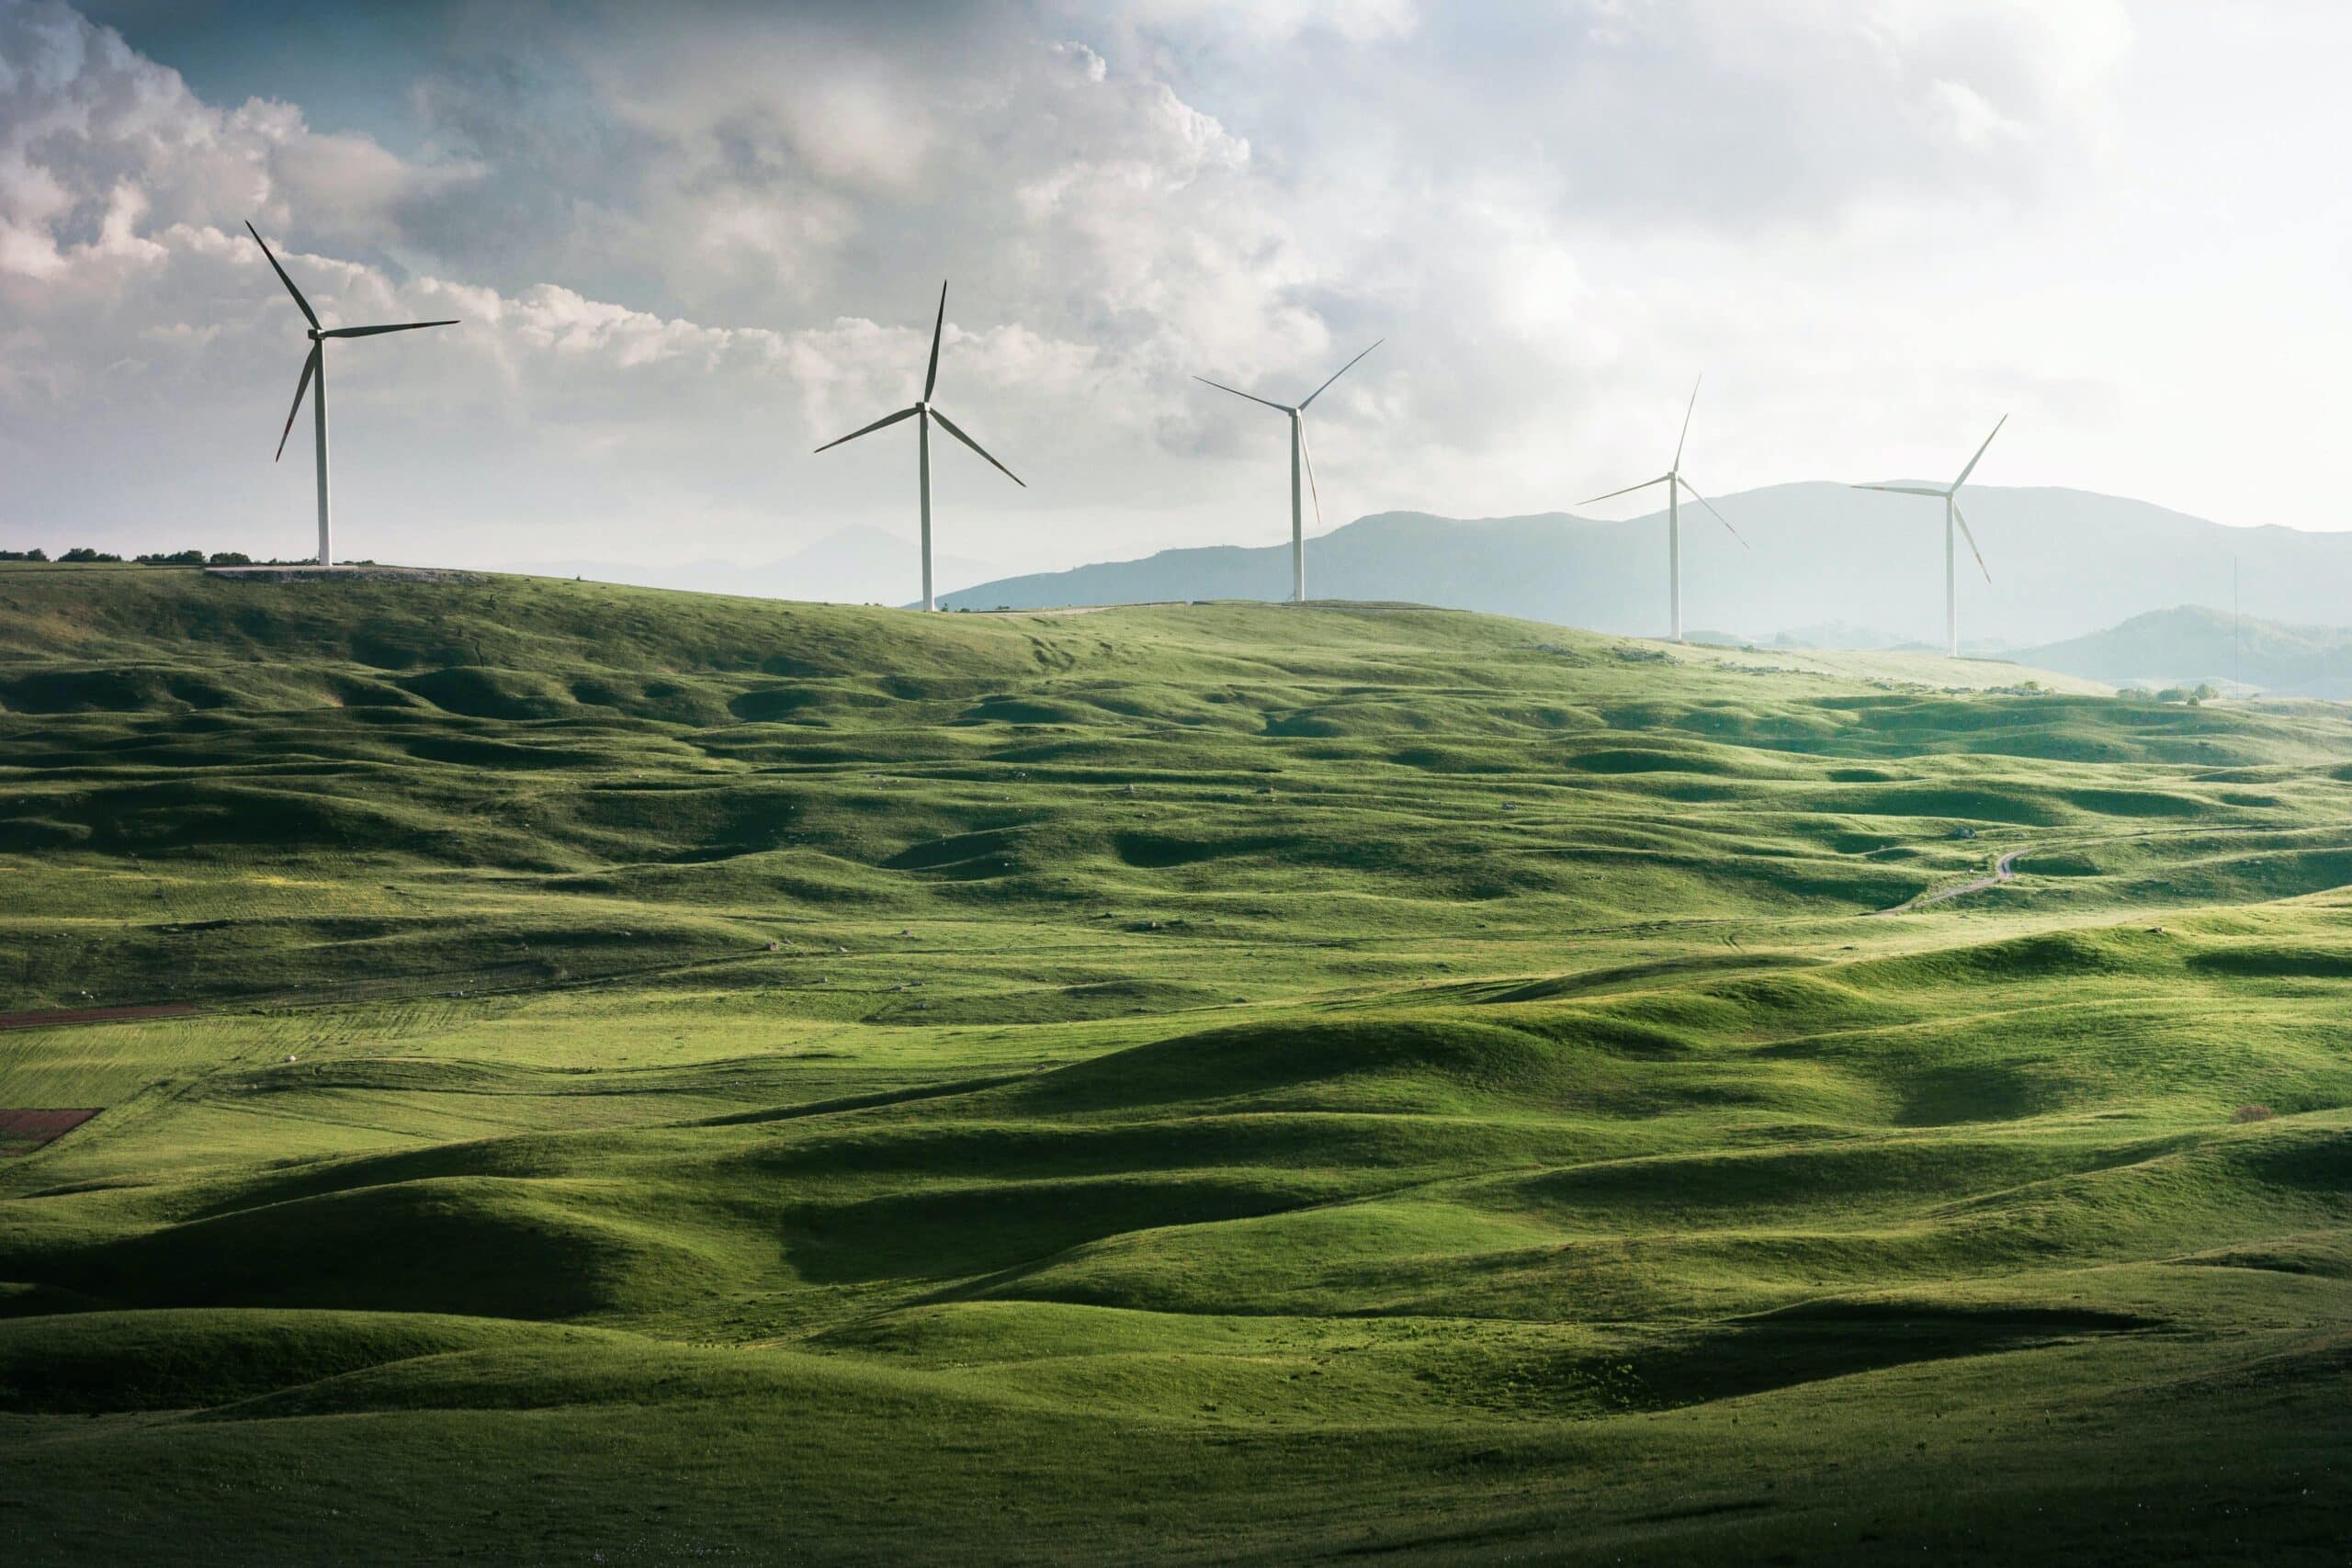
6 562 2352 1562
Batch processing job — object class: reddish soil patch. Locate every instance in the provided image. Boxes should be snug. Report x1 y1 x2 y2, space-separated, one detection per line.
0 1003 199 1032
0 1108 100 1155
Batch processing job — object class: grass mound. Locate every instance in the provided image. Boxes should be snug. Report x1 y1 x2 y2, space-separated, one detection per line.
58 1178 712 1320
1011 1018 1577 1114
0 1309 574 1414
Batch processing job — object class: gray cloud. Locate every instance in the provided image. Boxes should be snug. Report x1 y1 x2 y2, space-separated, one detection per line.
17 0 2341 583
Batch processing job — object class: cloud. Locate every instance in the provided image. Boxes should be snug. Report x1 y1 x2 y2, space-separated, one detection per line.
1101 0 1421 48
0 0 482 286
43 0 2324 591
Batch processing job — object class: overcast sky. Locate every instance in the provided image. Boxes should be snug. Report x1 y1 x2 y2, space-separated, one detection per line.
6 0 2352 584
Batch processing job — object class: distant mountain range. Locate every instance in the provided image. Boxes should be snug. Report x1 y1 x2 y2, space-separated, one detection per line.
937 482 2351 649
2012 606 2352 700
508 525 998 606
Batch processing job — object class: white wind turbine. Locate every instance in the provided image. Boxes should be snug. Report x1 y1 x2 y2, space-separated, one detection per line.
246 222 458 568
1195 342 1381 604
1581 377 1746 643
814 282 1024 612
1854 415 2005 658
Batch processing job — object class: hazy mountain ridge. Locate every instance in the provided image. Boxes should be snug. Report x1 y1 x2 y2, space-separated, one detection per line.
939 483 2349 648
2014 605 2352 699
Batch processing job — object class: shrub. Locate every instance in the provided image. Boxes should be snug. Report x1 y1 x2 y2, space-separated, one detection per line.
2231 1103 2276 1123
59 547 122 562
207 551 253 565
135 549 209 566
0 547 48 561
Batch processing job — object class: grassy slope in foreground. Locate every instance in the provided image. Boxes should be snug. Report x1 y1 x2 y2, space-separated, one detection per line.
4 563 2352 1563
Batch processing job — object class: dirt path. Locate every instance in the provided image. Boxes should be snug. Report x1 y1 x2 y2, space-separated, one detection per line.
1877 847 2028 916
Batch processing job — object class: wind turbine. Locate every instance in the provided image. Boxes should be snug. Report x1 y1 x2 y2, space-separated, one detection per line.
245 222 457 568
814 282 1024 612
1854 415 2005 658
1581 377 1746 643
1195 342 1381 604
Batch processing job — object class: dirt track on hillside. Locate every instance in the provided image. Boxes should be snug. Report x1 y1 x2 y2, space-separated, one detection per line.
1876 848 2028 916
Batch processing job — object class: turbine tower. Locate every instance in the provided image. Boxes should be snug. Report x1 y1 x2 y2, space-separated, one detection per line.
1195 342 1381 604
1580 377 1746 643
814 283 1024 612
246 222 457 568
1853 415 2005 658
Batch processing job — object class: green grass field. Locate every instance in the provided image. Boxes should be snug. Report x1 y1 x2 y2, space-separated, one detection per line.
5 562 2352 1562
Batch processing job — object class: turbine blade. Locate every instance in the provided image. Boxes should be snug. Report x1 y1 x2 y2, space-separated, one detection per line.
319 320 459 338
244 220 319 329
1953 413 2007 489
1952 498 1992 582
1677 476 1747 549
275 345 320 462
1852 483 1951 497
814 405 918 454
923 281 947 401
1580 475 1673 506
1297 339 1382 410
1674 374 1701 470
1298 418 1323 531
930 407 1025 488
1193 375 1292 414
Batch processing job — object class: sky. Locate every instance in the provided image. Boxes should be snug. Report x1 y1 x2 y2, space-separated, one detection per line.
6 0 2352 589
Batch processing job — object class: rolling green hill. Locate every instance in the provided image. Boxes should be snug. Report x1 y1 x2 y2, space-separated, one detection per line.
6 562 2352 1563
